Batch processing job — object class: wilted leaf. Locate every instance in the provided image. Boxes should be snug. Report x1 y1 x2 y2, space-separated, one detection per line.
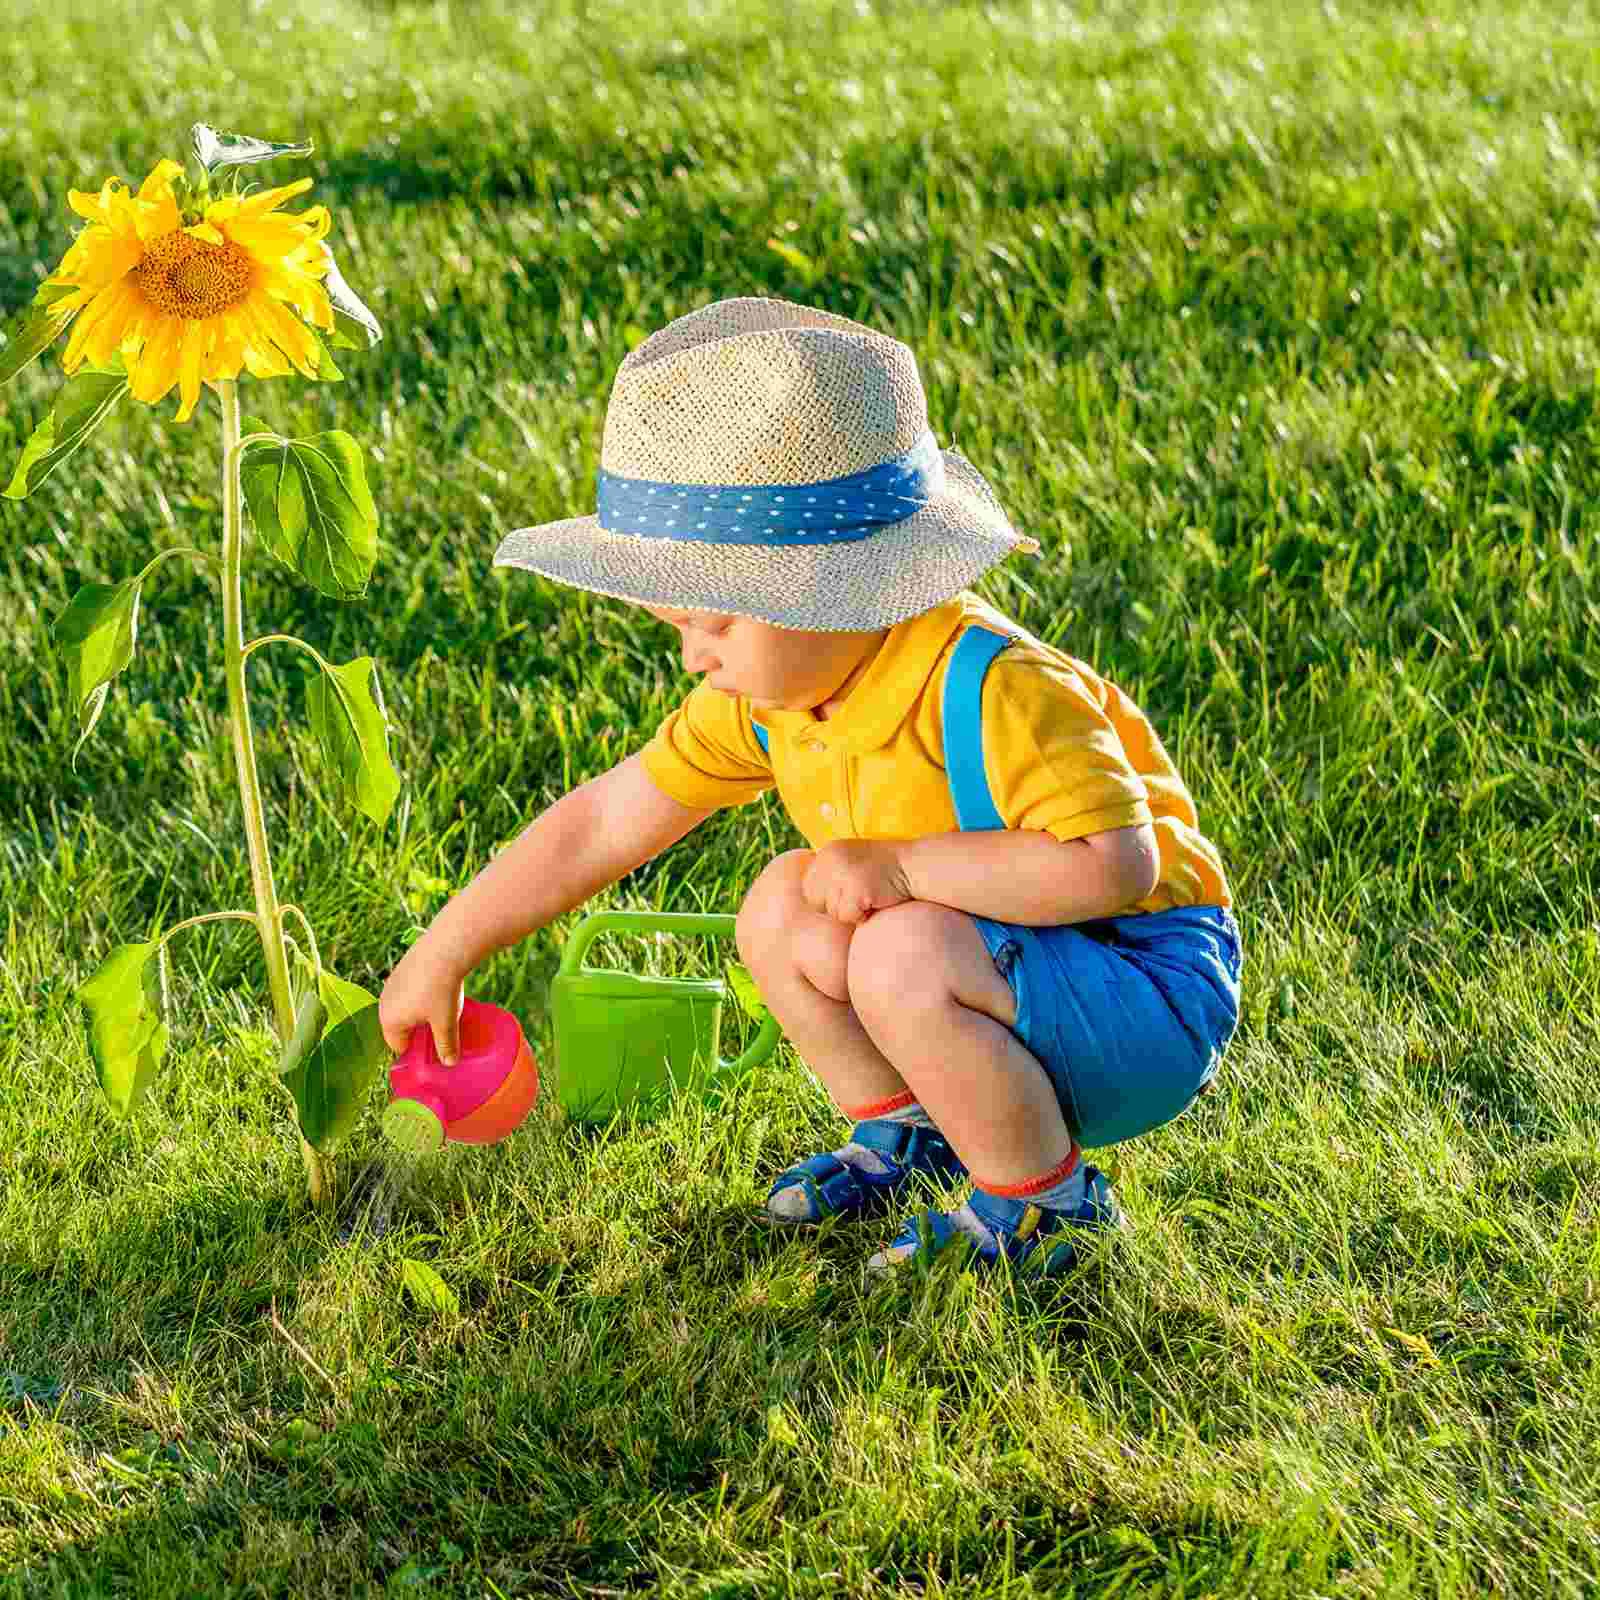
306 655 400 825
4 371 129 499
191 123 312 173
280 1001 390 1152
319 248 382 349
239 421 377 598
78 942 168 1116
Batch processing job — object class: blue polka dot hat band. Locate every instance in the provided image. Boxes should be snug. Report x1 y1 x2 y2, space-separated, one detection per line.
596 429 945 547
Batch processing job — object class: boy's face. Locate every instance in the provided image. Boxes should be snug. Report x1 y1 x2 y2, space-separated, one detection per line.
638 603 886 714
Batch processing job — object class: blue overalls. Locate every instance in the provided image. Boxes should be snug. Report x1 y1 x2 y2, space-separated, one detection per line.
753 623 1243 1148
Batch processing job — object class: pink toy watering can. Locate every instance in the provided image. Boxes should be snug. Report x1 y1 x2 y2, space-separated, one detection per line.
380 997 540 1155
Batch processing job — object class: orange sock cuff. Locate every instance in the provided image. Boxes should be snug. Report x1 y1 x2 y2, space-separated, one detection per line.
840 1089 919 1121
977 1146 1081 1199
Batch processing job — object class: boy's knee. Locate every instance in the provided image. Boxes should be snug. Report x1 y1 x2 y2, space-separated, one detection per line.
847 902 983 1016
735 850 816 962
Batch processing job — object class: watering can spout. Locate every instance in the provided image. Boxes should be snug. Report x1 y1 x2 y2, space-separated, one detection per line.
551 909 782 1124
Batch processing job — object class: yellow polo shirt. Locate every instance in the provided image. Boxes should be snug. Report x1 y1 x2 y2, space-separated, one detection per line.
639 591 1230 914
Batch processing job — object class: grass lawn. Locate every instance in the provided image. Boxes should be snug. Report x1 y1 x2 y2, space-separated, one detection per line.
2 0 1597 1593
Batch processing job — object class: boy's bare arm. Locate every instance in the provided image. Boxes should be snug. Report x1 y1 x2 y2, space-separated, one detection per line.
380 756 715 1058
424 753 717 974
893 823 1160 926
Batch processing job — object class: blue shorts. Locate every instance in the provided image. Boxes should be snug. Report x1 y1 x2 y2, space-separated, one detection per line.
969 904 1243 1149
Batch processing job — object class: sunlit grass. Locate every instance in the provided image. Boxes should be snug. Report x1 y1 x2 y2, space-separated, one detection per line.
0 0 1596 1595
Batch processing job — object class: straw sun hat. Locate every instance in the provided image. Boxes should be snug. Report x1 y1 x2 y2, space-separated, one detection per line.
492 295 1040 632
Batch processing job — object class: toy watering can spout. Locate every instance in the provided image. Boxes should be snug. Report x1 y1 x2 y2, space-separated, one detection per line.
551 910 782 1124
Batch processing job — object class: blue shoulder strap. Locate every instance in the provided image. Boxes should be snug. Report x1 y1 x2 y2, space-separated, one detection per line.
942 625 1018 832
746 623 1020 830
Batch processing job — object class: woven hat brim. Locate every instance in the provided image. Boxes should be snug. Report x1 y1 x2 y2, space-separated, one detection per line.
492 449 1033 632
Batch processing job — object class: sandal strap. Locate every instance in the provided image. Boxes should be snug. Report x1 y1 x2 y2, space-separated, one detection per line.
849 1118 958 1174
887 1206 972 1259
771 1152 866 1217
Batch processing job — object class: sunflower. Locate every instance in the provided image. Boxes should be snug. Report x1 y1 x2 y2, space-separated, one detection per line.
42 156 336 423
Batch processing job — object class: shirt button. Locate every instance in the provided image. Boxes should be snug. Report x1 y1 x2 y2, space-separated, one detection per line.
820 802 835 819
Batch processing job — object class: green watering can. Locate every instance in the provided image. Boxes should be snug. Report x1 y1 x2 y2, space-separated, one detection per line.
550 910 783 1123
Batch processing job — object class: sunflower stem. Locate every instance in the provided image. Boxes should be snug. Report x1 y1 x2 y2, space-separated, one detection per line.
218 377 326 1209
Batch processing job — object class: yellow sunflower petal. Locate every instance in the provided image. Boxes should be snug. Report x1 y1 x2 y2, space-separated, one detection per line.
127 316 183 406
136 159 185 204
60 277 140 372
133 189 182 242
231 304 293 377
114 293 153 356
299 280 335 334
221 217 324 261
54 228 144 298
233 178 314 220
255 262 334 331
187 222 226 246
79 279 145 369
255 293 321 378
175 320 212 422
67 177 129 224
207 322 249 381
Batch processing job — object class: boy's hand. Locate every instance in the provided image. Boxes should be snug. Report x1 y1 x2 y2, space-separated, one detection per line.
801 840 914 925
378 939 467 1064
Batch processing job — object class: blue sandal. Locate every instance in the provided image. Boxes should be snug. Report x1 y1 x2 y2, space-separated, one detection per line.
867 1165 1124 1276
765 1119 968 1224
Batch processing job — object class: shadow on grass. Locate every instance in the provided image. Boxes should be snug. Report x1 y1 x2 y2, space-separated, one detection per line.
4 1145 1541 1596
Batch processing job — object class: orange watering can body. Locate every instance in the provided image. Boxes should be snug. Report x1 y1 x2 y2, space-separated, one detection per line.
550 911 781 1124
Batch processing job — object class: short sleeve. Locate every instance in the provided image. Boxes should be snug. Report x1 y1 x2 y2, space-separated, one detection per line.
639 681 775 812
980 656 1153 842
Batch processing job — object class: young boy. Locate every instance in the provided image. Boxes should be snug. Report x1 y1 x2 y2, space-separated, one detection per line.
378 295 1241 1277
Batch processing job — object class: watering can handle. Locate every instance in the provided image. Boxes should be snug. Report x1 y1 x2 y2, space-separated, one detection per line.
557 910 738 977
558 909 782 1087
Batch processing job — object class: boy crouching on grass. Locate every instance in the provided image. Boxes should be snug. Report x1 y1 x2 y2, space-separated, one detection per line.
379 295 1241 1277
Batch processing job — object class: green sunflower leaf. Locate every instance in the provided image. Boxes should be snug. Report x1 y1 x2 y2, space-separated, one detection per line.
3 370 129 499
78 942 168 1117
51 577 143 764
307 328 344 382
280 1001 390 1152
306 655 401 825
275 988 329 1081
238 425 378 599
318 969 377 1029
0 282 77 389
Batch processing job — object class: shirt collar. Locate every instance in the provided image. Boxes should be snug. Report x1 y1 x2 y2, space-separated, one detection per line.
756 592 998 755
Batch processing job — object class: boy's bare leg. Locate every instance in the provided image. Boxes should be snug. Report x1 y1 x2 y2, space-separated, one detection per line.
846 901 1078 1187
735 852 911 1116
